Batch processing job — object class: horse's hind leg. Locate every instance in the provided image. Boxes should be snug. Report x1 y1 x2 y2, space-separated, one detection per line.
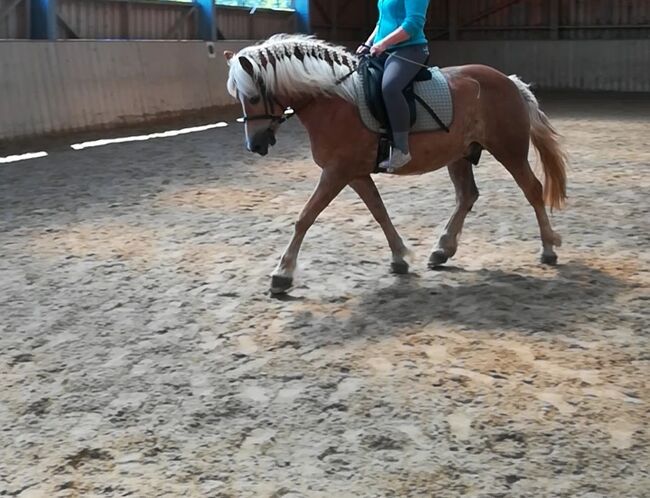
349 175 410 274
429 159 479 268
493 152 561 265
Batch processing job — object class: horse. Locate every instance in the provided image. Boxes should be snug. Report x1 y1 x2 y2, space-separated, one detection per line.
224 34 568 295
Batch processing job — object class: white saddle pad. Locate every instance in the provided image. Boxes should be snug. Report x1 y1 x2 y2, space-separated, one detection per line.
355 67 454 134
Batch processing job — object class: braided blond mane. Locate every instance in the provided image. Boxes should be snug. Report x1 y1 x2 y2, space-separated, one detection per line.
227 34 360 102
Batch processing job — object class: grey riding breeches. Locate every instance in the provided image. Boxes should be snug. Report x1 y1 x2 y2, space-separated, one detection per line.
381 44 429 153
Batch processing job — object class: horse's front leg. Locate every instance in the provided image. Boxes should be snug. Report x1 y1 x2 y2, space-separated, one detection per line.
270 170 348 294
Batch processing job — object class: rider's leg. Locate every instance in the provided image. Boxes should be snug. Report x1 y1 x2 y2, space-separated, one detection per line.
380 44 429 171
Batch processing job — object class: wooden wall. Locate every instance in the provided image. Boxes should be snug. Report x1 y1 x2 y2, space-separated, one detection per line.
311 0 650 42
0 40 249 140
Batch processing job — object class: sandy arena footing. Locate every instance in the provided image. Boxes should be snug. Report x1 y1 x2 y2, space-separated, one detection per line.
1 93 648 497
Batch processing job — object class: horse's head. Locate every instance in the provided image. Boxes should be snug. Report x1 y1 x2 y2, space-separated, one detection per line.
225 50 284 156
225 36 360 156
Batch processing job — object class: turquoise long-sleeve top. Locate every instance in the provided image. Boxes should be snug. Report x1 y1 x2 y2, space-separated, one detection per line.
374 0 430 49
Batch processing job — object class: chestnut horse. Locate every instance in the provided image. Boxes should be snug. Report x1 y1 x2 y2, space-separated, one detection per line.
224 35 567 294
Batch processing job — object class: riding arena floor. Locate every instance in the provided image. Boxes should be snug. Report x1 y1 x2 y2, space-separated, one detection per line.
1 93 648 497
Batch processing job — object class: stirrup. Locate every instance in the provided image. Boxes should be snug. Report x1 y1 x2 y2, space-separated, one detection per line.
378 148 412 173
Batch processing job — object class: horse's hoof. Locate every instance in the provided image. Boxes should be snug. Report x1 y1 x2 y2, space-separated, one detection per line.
270 275 293 294
391 260 410 275
541 253 558 266
428 250 448 268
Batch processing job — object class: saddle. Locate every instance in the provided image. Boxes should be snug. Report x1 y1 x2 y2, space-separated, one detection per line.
360 54 450 137
358 54 452 171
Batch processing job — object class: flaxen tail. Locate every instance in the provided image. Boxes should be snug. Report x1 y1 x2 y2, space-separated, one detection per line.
509 75 568 210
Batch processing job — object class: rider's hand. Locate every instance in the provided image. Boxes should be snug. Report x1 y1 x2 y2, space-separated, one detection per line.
370 41 388 57
356 44 371 55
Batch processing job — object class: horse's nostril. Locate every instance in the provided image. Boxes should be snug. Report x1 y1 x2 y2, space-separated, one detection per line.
250 143 268 156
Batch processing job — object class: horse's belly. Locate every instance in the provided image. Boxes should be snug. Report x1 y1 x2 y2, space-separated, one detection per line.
397 132 464 175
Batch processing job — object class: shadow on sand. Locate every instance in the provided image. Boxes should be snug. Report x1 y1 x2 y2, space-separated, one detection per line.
295 261 631 342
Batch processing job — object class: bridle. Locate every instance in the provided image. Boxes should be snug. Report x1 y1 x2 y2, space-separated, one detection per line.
241 78 295 128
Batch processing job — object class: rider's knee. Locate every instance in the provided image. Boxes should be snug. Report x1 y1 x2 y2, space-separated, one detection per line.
381 79 400 97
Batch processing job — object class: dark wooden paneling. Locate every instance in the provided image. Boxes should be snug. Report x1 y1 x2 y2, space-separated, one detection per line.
320 0 650 42
0 0 29 38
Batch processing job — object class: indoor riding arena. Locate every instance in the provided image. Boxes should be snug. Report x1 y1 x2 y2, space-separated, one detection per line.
1 1 648 497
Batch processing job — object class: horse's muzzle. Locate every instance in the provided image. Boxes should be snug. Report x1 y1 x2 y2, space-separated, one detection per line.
248 129 277 156
250 143 268 156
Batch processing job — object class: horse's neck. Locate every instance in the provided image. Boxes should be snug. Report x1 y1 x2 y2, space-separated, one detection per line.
290 95 372 168
277 94 312 114
293 96 347 130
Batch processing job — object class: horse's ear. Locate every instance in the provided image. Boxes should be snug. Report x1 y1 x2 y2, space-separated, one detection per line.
223 50 234 61
238 56 255 77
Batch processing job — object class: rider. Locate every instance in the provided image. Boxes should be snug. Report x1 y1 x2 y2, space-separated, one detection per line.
357 0 431 172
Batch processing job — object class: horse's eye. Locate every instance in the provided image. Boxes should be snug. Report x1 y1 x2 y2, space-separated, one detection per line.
249 96 261 105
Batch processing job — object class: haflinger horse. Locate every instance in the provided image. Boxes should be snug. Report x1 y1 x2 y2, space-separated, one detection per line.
224 34 567 295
